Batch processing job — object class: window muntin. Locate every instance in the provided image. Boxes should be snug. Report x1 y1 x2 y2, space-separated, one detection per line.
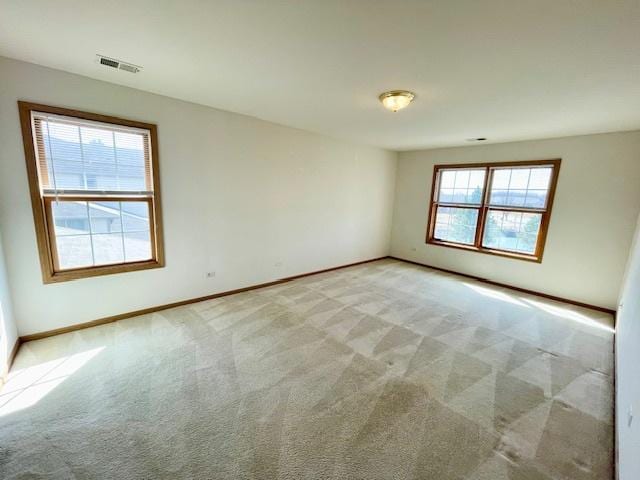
19 102 164 283
427 160 560 262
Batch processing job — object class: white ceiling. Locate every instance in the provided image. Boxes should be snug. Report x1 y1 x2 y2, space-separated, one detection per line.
1 0 639 151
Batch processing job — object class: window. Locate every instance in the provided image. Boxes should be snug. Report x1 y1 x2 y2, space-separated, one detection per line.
19 102 164 283
426 159 560 262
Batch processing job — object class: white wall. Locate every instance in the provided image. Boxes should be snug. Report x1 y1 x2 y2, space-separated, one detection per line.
616 213 640 480
391 132 640 309
0 227 18 377
0 57 397 336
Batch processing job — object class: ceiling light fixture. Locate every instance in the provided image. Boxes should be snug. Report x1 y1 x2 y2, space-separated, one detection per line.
379 90 415 112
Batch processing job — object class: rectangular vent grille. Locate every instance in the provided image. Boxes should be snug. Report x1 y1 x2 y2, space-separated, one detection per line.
96 55 142 74
99 57 119 69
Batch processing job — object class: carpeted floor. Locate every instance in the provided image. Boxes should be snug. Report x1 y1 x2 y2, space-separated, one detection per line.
0 259 614 479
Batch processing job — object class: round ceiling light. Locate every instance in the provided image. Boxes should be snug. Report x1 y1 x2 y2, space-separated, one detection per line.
379 90 415 112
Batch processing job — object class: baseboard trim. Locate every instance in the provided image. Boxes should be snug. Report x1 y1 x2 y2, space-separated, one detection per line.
19 256 387 343
1 338 21 387
19 254 615 344
389 256 616 316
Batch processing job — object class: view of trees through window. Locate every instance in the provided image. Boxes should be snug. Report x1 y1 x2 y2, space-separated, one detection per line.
428 161 559 260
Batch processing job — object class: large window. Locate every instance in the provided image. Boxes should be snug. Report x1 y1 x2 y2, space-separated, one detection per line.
426 159 560 262
19 102 164 283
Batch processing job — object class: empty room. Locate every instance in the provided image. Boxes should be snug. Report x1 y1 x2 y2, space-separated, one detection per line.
1 1 639 479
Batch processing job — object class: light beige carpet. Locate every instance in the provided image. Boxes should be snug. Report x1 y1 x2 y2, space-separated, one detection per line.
0 259 614 479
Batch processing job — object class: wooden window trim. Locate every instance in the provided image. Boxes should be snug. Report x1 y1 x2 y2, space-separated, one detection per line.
18 101 165 283
425 159 561 263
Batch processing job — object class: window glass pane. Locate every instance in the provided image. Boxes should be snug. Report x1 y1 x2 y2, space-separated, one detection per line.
38 116 149 193
439 188 454 203
491 170 510 189
124 231 152 262
453 188 467 201
92 233 125 265
469 170 485 192
506 189 526 207
523 190 547 208
52 201 90 236
482 210 542 254
510 169 530 189
440 170 455 188
51 200 151 270
489 166 552 208
490 189 507 205
454 170 470 188
89 201 122 234
56 235 93 269
529 168 552 189
437 169 485 204
434 206 479 245
122 202 150 232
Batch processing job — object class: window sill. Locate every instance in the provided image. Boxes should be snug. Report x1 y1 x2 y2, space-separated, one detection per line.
426 239 542 263
43 259 164 284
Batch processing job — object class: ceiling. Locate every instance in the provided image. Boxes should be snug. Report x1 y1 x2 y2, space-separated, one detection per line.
1 0 639 151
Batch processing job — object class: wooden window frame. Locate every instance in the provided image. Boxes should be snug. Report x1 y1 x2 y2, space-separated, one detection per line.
18 101 165 283
426 159 561 263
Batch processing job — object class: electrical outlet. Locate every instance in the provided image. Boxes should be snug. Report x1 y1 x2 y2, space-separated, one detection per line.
411 247 417 252
206 271 216 278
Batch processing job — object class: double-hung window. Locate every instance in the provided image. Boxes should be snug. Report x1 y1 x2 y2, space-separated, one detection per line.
19 102 164 283
426 159 560 262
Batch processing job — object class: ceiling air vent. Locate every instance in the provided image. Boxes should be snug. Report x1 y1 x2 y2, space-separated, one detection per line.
96 54 142 74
